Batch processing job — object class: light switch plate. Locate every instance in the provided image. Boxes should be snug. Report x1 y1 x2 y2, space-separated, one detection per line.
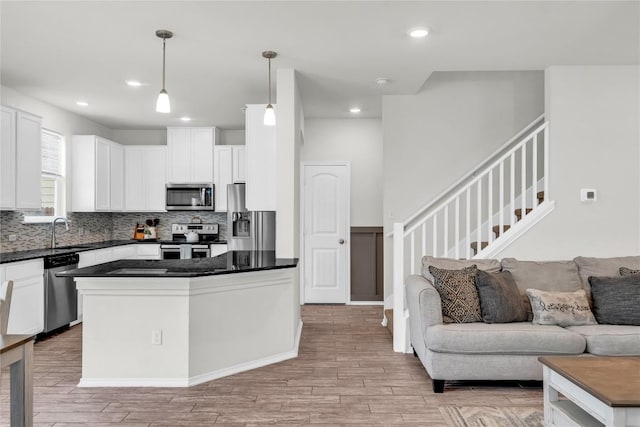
580 188 597 202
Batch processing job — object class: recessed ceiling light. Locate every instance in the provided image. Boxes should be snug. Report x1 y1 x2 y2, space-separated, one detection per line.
180 117 192 122
76 101 89 107
349 107 361 114
126 80 143 87
408 28 429 38
376 77 390 85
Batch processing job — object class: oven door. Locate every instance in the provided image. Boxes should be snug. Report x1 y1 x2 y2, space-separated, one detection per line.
160 246 181 260
192 246 210 258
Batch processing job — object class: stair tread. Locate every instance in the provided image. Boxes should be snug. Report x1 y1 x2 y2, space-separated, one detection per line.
470 241 489 249
384 309 393 336
492 224 512 236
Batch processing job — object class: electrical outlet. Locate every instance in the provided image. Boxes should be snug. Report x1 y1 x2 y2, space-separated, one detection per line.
8 234 17 242
151 330 162 345
78 227 84 236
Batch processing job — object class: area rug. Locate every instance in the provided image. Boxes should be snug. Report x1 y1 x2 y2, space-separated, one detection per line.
440 406 544 427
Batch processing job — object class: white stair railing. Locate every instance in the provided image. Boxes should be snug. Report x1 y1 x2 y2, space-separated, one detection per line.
391 116 551 353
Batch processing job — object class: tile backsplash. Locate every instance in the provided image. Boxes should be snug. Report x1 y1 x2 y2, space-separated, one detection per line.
0 211 227 253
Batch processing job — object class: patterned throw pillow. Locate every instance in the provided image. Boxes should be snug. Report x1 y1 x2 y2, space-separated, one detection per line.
619 267 640 276
428 265 482 324
526 288 596 327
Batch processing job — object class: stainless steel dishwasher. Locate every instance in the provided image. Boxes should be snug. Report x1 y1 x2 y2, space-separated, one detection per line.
43 252 79 334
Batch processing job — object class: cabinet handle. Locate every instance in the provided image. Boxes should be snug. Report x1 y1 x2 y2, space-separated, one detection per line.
338 239 345 245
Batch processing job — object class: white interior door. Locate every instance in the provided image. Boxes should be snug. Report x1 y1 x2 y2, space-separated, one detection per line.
303 163 349 303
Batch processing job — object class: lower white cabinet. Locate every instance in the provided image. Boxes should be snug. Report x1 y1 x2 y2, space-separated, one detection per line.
132 244 161 260
210 243 228 257
0 259 44 335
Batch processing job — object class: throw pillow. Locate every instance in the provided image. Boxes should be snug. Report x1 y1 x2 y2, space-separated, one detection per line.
588 275 640 325
475 270 528 323
526 288 597 327
428 265 482 324
619 267 640 276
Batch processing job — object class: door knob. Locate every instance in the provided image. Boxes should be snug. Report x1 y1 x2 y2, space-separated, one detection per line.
338 239 345 244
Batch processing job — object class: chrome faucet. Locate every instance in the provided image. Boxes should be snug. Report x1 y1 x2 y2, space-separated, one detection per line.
51 216 69 249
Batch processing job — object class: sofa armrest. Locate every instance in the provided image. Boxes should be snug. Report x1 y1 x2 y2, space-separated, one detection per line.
405 275 443 358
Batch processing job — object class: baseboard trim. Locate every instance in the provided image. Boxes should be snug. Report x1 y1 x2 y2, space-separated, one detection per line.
79 320 305 388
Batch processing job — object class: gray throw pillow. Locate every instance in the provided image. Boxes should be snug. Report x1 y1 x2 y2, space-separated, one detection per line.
620 267 640 276
475 270 528 323
526 288 596 327
428 265 482 324
588 275 640 325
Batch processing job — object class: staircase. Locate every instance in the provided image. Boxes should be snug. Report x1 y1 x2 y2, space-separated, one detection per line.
388 115 555 351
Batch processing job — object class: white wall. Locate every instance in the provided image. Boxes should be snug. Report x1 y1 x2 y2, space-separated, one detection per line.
499 65 640 259
219 129 245 146
382 71 545 301
112 129 166 145
301 119 383 226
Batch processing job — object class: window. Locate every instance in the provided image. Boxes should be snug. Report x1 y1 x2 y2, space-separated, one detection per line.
23 130 66 223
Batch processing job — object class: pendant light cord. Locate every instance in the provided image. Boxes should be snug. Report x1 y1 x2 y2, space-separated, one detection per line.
268 57 272 105
162 37 166 90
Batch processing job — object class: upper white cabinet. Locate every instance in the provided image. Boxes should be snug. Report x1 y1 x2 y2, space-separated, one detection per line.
72 135 123 212
0 106 42 210
214 145 246 211
124 145 166 212
233 145 246 184
166 127 217 183
245 104 276 211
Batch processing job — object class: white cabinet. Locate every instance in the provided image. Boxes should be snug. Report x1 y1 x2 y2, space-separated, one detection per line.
166 127 217 183
0 259 44 335
210 243 228 257
233 145 247 183
0 106 42 210
214 145 247 211
0 107 16 209
124 146 166 211
72 135 124 212
132 244 161 260
245 104 276 211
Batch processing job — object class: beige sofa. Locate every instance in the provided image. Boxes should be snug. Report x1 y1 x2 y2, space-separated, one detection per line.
406 255 640 393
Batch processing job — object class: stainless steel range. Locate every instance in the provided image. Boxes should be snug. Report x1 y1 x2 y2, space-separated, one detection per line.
160 223 219 260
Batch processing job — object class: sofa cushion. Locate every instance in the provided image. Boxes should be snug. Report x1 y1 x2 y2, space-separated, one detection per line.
566 325 640 356
588 275 640 326
574 256 640 293
475 270 528 323
426 322 586 355
428 265 482 324
526 288 596 327
422 256 501 283
620 267 640 276
501 258 582 294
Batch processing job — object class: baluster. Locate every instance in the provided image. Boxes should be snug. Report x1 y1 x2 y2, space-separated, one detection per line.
510 152 516 227
410 231 415 274
454 197 460 259
433 214 438 256
499 161 504 239
443 205 449 257
487 170 493 244
476 179 482 256
466 187 471 259
532 133 538 208
521 143 527 219
421 222 427 257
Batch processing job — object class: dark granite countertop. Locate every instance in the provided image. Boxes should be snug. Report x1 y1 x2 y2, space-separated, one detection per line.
57 251 297 278
0 239 228 264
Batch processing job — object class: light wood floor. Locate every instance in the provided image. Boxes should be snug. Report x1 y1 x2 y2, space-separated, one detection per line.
1 305 542 426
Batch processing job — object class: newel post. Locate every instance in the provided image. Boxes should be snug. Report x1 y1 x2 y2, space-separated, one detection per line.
392 222 408 352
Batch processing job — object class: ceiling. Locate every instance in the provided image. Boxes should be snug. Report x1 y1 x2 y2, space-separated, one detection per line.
1 1 638 130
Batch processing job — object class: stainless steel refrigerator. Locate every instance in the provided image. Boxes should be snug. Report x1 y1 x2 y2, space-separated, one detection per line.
227 183 276 251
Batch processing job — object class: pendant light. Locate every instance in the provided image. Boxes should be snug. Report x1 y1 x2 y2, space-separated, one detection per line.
262 51 277 126
155 30 173 113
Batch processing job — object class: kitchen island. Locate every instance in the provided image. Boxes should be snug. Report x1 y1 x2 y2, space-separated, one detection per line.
59 251 300 387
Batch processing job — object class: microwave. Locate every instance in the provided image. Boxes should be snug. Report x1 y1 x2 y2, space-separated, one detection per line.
165 183 215 211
